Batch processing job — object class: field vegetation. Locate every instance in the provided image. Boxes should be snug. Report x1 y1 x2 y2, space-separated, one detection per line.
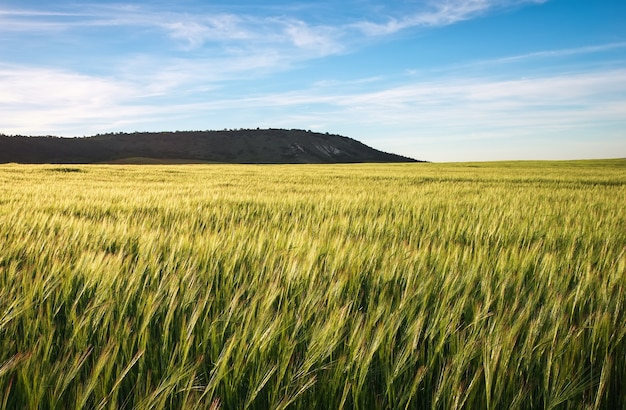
0 160 625 409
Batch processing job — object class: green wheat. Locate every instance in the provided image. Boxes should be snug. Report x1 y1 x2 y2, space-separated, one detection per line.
0 160 624 409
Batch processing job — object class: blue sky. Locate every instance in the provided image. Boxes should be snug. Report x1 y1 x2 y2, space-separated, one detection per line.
1 0 625 161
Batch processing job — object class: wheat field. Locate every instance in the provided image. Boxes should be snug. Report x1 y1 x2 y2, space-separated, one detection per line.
0 160 625 409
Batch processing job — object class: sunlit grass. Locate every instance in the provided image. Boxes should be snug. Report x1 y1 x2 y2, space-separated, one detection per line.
1 160 625 409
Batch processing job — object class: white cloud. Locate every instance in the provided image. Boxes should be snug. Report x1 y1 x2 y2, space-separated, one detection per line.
353 0 547 35
334 70 626 131
0 1 550 53
0 54 295 136
0 64 153 135
0 4 342 56
160 14 255 49
475 42 626 65
0 65 136 105
281 20 343 54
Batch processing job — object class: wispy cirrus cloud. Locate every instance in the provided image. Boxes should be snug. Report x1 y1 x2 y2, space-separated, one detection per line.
160 15 253 48
353 0 549 36
0 63 153 134
484 41 626 64
0 4 342 54
0 1 549 52
209 68 626 117
0 9 80 32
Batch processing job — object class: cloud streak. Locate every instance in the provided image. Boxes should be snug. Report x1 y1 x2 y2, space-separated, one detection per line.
211 69 626 125
0 5 338 51
353 0 549 35
0 64 150 134
0 1 549 51
482 41 626 64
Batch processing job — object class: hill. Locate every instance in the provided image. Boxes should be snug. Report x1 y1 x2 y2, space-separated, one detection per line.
0 129 420 164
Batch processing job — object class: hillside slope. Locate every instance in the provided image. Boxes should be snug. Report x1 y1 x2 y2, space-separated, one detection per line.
0 129 420 164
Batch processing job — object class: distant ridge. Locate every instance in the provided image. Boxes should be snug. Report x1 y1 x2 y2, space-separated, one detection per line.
0 129 421 164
